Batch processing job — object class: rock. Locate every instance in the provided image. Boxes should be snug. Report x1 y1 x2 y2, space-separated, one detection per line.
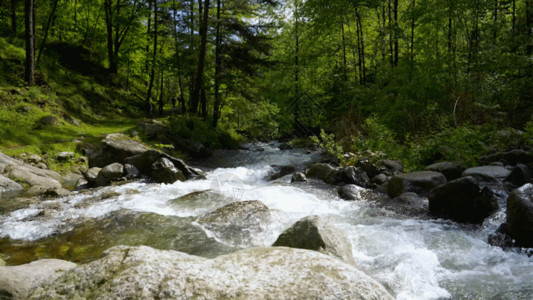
371 174 388 185
387 171 447 198
44 188 71 197
27 154 42 164
75 179 88 190
197 201 271 245
383 159 403 173
0 174 24 196
462 166 511 183
35 162 48 169
380 192 430 218
56 152 75 162
273 215 356 266
124 164 141 179
62 172 85 191
488 224 514 249
85 167 101 184
76 156 88 164
2 164 63 191
291 172 307 182
342 166 370 188
30 245 393 300
279 142 294 150
95 163 124 187
137 120 170 140
505 164 532 187
268 165 296 181
0 259 76 300
425 161 463 181
124 149 198 179
506 184 533 247
482 150 533 166
338 184 365 201
151 157 185 184
306 163 340 184
89 133 150 168
38 116 59 127
356 159 380 179
428 176 498 224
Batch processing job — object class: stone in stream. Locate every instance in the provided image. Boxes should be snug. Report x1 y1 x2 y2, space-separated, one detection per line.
268 165 296 181
425 161 463 181
0 174 24 196
383 159 403 173
462 166 511 183
291 172 307 182
342 166 370 188
197 200 271 246
125 149 199 179
338 184 366 201
151 157 186 184
505 164 532 187
0 259 76 299
273 215 356 266
29 245 393 300
428 176 498 224
506 183 533 247
306 163 339 184
89 133 150 168
84 167 101 185
95 163 124 187
62 172 85 191
387 171 447 198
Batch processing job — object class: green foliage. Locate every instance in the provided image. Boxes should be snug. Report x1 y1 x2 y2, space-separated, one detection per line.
0 38 25 61
311 130 344 162
168 116 244 150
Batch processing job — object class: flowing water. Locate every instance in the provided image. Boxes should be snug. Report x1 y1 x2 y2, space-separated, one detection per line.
1 143 532 299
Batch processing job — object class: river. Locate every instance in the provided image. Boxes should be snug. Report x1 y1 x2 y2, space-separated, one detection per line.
1 143 532 299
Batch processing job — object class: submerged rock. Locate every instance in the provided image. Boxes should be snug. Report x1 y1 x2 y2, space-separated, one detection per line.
273 215 356 266
506 184 533 247
428 176 498 224
387 171 447 198
30 245 392 299
0 259 76 299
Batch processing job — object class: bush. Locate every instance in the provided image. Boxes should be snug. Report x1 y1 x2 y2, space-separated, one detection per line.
168 116 244 150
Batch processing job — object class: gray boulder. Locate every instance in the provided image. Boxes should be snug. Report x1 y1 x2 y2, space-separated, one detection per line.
342 166 370 187
0 259 76 300
62 172 85 191
291 172 307 182
95 163 124 187
89 133 150 168
151 157 185 184
30 245 393 300
85 167 101 185
383 159 403 173
306 163 340 184
273 215 356 266
124 164 141 179
482 150 533 166
428 176 498 224
2 164 63 191
506 184 533 247
425 162 463 181
462 166 511 183
268 165 296 181
505 164 531 187
371 174 388 185
387 171 447 198
27 154 42 164
56 152 75 162
338 184 365 201
355 159 380 179
125 149 198 179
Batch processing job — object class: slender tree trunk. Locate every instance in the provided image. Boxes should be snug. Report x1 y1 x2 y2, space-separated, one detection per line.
145 1 151 76
212 0 222 127
104 0 116 74
527 0 533 55
11 0 17 34
37 0 59 63
145 0 158 115
410 0 416 64
190 0 210 114
24 0 35 86
355 9 366 85
158 72 164 116
393 0 398 66
179 76 186 113
512 0 516 32
74 0 77 30
355 13 362 85
341 20 348 81
189 0 195 110
201 88 207 119
293 0 300 134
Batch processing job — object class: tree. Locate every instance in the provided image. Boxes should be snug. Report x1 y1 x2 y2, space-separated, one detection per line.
24 0 34 86
190 0 210 114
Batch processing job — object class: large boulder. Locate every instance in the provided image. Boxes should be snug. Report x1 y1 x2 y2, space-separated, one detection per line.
89 133 150 168
462 166 511 183
482 150 533 166
0 259 76 299
306 163 339 184
2 164 63 191
95 163 124 187
428 176 498 224
30 246 393 300
150 157 186 184
197 200 271 245
425 162 463 181
268 165 296 181
273 215 356 266
342 166 370 188
383 159 403 173
505 164 532 187
338 184 365 201
124 149 199 179
84 167 101 185
62 172 85 191
0 174 24 196
387 171 447 198
506 184 533 247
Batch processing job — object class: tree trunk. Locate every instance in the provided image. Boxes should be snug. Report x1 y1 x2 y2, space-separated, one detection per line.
74 0 77 30
104 0 116 74
190 0 210 114
212 0 222 127
388 0 393 67
393 0 398 66
145 0 158 116
355 9 366 85
293 0 300 134
158 72 164 116
341 20 348 81
24 0 35 86
512 0 516 32
410 0 416 64
11 0 17 34
37 0 59 63
527 0 533 56
201 88 207 119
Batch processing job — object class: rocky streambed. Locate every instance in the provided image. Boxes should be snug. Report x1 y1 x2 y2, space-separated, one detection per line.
0 142 532 299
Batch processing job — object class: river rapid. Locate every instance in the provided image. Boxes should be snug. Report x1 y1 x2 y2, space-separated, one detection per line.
1 143 532 299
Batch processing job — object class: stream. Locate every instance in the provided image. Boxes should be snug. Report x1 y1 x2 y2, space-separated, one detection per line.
1 143 532 299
